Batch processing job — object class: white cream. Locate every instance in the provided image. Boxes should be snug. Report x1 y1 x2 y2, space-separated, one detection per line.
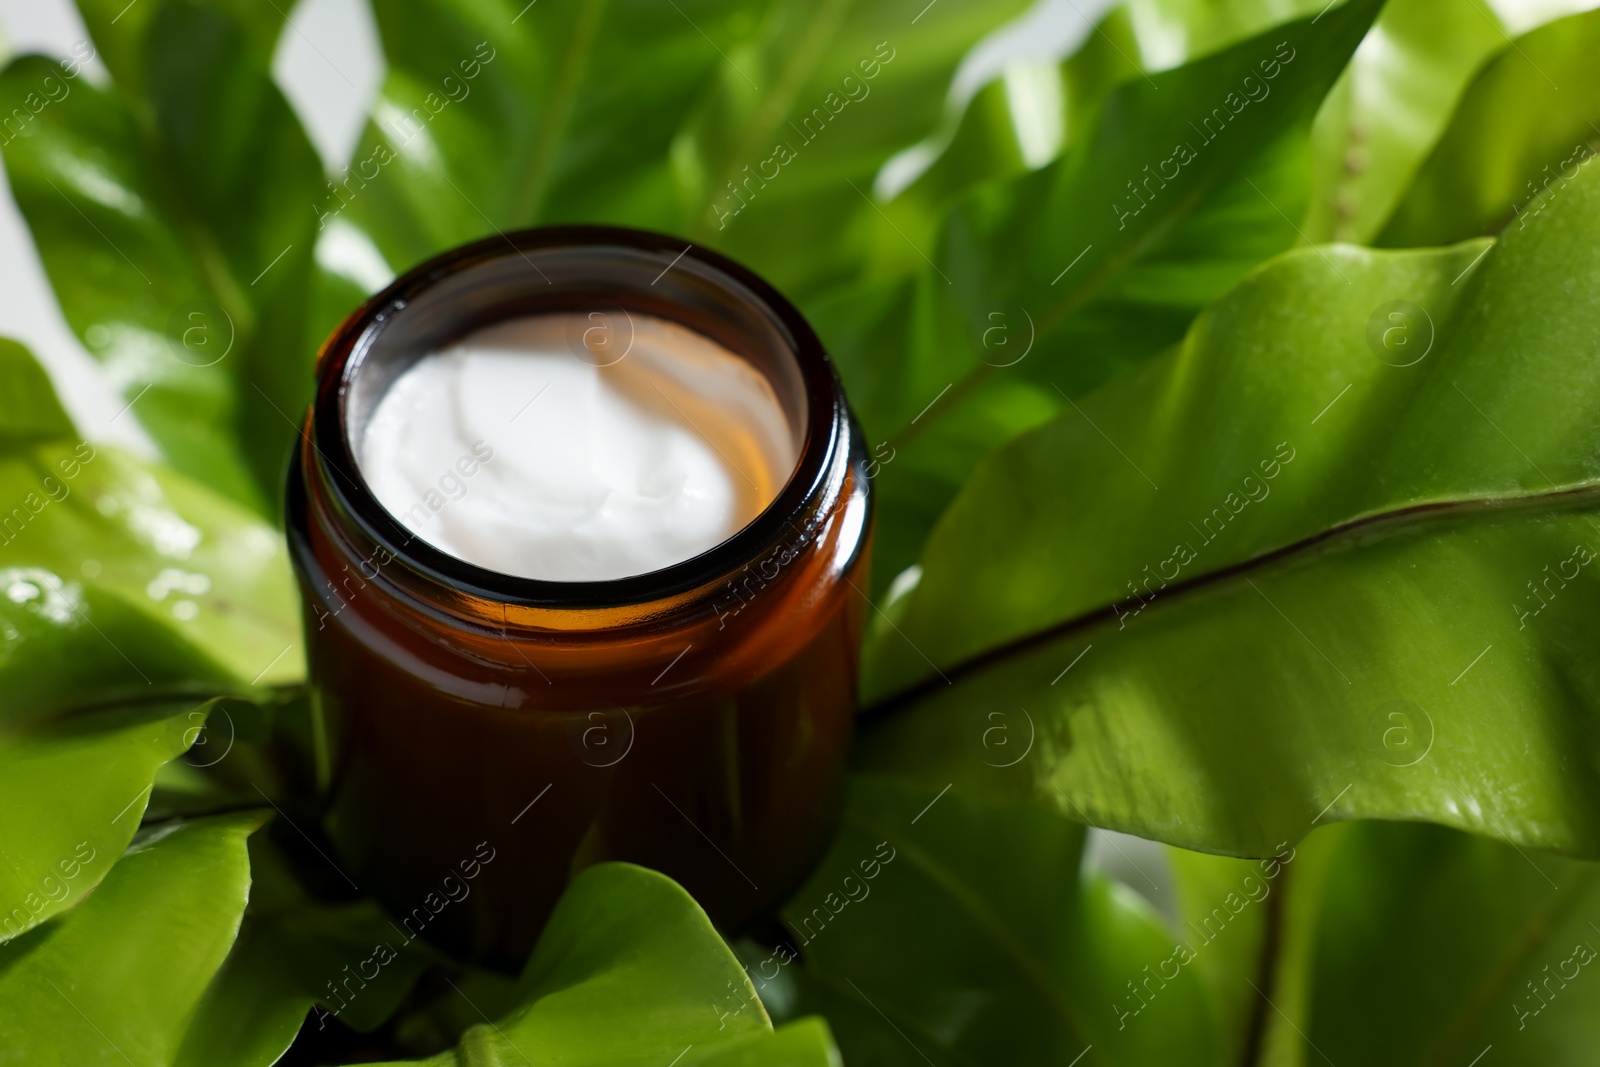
357 313 797 582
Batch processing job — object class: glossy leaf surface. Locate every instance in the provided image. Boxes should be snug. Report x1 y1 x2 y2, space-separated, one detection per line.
860 159 1600 858
0 340 299 709
0 699 205 944
827 0 1381 589
373 863 839 1067
0 813 263 1066
1378 7 1600 247
0 339 296 941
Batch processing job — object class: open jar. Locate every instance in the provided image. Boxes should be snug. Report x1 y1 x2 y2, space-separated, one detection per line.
286 226 872 968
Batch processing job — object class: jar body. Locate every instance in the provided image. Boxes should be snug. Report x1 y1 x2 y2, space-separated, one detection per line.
286 227 872 967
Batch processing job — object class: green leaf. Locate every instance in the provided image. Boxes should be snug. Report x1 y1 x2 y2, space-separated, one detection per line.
173 839 436 1066
0 0 326 512
858 157 1600 859
0 812 264 1065
676 0 1032 298
862 1 1381 434
0 338 74 447
250 899 434 1035
1123 0 1329 67
0 339 297 941
826 0 1380 589
0 381 301 708
1304 822 1600 1064
371 863 838 1067
146 692 314 822
1160 847 1271 1063
680 1019 843 1066
1377 7 1600 248
71 0 291 95
1303 0 1509 243
344 0 765 269
0 439 302 706
775 776 1221 1065
1159 823 1349 1066
0 699 207 943
884 6 1145 225
346 0 1029 297
170 917 314 1067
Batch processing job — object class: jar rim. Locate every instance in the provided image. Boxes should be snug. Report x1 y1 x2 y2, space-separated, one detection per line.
302 225 847 612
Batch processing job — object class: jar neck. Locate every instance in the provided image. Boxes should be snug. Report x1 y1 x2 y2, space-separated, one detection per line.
288 395 859 639
288 226 865 642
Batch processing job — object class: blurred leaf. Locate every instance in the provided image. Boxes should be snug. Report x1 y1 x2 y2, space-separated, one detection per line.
677 0 1032 299
0 0 326 513
1168 818 1600 1063
1304 822 1600 1064
252 900 433 1035
71 0 291 94
344 0 745 268
1122 0 1327 68
1303 0 1509 243
0 812 264 1065
880 8 1146 271
346 0 1029 301
824 0 1379 589
389 965 522 1056
775 776 1221 1065
0 337 74 447
147 694 285 820
1378 7 1600 247
1161 822 1350 1066
858 158 1600 859
1160 847 1271 1064
370 863 838 1066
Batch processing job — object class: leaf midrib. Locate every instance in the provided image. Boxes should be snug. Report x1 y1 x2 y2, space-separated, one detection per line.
507 0 611 225
880 179 1210 454
865 479 1600 716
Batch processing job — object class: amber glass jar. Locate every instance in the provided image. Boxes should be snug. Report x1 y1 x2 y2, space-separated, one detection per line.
286 226 872 968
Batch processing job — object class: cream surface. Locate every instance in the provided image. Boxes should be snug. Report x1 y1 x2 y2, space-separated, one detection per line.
358 313 796 582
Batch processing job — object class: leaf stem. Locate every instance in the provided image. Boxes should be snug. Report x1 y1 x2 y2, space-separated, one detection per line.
1240 859 1289 1067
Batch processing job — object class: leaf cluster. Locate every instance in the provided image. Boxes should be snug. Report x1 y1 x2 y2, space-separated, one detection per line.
4 0 1600 1062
